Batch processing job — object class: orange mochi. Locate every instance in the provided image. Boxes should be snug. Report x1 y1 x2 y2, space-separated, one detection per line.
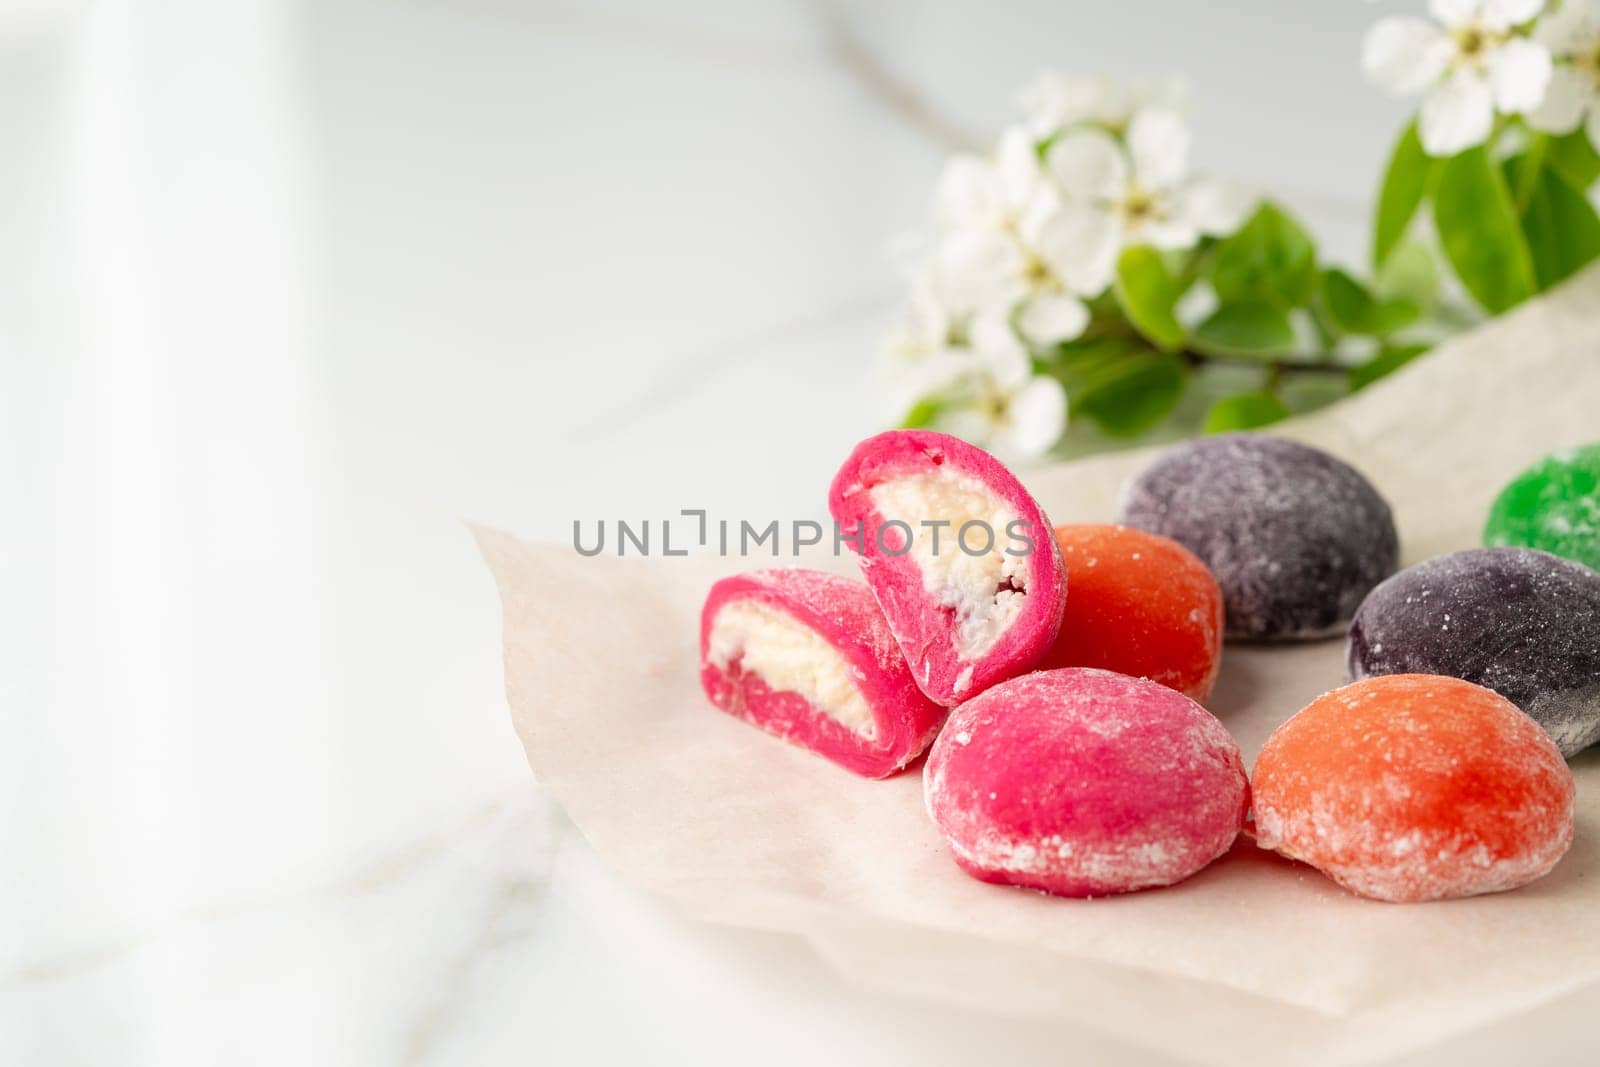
1036 524 1225 702
1252 674 1575 903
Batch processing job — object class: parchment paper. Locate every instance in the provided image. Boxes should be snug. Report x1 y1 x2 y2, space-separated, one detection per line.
476 265 1600 1066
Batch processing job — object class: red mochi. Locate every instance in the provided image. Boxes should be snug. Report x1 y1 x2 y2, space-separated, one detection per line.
829 430 1067 706
924 668 1249 897
699 569 946 778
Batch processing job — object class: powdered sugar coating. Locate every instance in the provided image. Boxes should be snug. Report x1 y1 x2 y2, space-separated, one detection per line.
1347 547 1600 756
924 668 1248 897
700 569 946 778
1118 434 1398 642
1252 674 1575 903
829 430 1068 706
1484 443 1600 572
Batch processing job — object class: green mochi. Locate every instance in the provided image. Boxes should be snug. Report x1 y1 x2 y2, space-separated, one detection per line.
1484 444 1600 572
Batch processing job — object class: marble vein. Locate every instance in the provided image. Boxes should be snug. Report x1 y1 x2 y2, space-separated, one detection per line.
808 0 983 152
0 787 559 993
398 860 548 1066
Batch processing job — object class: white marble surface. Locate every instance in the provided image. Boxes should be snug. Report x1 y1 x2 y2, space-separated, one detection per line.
3 2 1578 1063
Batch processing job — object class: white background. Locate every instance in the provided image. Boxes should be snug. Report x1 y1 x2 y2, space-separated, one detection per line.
3 2 1559 1063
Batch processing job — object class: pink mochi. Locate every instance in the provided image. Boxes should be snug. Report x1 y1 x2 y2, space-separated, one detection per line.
924 668 1249 897
699 569 946 778
829 430 1067 706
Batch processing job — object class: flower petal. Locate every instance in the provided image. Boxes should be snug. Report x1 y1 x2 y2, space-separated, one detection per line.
1126 107 1192 190
1428 0 1480 26
1527 63 1593 133
1044 128 1129 200
1487 37 1553 113
1363 17 1452 96
994 377 1068 460
1480 0 1545 32
1534 0 1599 54
936 155 1001 230
968 313 1030 388
1018 72 1115 135
1135 213 1201 251
937 229 1027 310
1419 69 1496 155
995 126 1046 213
893 270 958 349
1178 176 1255 236
890 347 974 400
1034 203 1122 296
1586 100 1600 149
1016 181 1065 244
1016 293 1090 347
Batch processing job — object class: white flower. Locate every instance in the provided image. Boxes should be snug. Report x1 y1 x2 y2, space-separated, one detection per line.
1041 108 1251 294
934 127 1045 234
1363 0 1554 156
934 215 1093 346
933 315 1068 460
1526 0 1600 147
931 124 1093 346
1016 72 1186 139
885 264 962 365
923 218 1096 345
889 239 1088 377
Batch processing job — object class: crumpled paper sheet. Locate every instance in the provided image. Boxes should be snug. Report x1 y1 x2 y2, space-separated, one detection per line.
475 264 1600 1066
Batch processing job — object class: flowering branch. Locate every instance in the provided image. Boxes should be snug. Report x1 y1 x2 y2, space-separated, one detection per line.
1178 350 1351 377
883 2 1600 463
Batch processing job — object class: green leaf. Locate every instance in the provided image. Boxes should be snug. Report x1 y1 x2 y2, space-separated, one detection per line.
1432 145 1536 313
1190 301 1295 356
1374 239 1439 309
1211 202 1318 309
1113 246 1185 351
1373 123 1436 269
1203 391 1290 433
1320 268 1421 336
1321 269 1373 331
1349 343 1429 391
899 396 941 429
1076 356 1186 436
1514 158 1600 289
1546 128 1600 192
1512 133 1551 213
1057 336 1186 437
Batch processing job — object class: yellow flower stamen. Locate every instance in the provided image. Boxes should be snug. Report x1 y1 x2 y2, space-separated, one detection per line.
1576 39 1600 87
1450 21 1510 72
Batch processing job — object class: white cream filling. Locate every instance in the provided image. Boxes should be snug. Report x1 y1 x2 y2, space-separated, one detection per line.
870 471 1027 662
707 599 877 740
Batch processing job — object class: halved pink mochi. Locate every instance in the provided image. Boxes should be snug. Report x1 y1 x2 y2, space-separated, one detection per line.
829 430 1067 706
925 668 1249 897
699 569 946 778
